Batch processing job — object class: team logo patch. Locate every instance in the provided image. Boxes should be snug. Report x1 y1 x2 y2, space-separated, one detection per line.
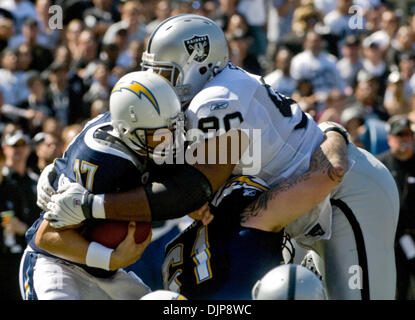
112 81 160 115
184 35 210 63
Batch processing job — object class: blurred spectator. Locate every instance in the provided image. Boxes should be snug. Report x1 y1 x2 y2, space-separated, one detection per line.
384 71 411 117
61 123 82 151
317 89 346 124
171 0 194 16
340 104 367 148
324 0 356 44
103 0 147 46
0 48 28 106
224 11 250 41
269 0 300 45
90 99 109 119
116 39 144 70
146 0 172 34
361 37 390 96
82 0 115 38
0 0 37 35
291 78 317 119
65 19 85 63
53 45 72 67
16 71 51 134
1 129 41 263
337 35 364 94
99 43 120 71
55 0 94 25
227 27 251 70
0 14 14 53
361 1 384 33
35 0 61 50
200 0 220 20
237 0 268 56
42 116 63 139
314 0 338 16
399 52 415 100
349 70 388 121
386 26 415 68
16 43 33 73
45 62 88 126
210 0 238 30
0 146 29 300
32 131 63 174
366 9 400 52
83 61 112 107
9 17 54 72
73 29 100 71
290 30 346 109
377 115 415 300
409 94 415 125
225 12 262 74
279 2 323 55
264 47 296 97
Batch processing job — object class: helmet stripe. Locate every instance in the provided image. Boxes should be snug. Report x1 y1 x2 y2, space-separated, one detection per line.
112 81 160 115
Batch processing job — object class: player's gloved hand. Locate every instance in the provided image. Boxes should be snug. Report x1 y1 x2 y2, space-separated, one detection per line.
44 181 95 229
37 163 57 211
110 222 152 270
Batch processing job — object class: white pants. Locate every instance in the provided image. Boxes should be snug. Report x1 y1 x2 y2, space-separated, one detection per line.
294 145 400 300
19 248 151 300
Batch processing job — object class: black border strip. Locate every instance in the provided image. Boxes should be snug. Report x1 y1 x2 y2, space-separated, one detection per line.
331 199 370 300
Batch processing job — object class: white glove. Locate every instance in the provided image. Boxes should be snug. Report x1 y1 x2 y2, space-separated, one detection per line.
37 163 57 211
44 180 95 228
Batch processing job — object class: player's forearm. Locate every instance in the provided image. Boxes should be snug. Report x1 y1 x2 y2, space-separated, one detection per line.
193 163 235 193
35 220 89 265
100 165 213 222
241 132 348 232
35 220 126 271
192 129 247 192
103 187 152 221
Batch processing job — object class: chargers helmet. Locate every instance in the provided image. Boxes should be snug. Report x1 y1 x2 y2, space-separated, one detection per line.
110 71 183 159
252 264 327 300
141 14 229 105
140 290 187 300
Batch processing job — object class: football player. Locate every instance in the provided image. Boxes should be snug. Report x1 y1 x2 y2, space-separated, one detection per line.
42 14 399 299
19 71 192 299
141 14 400 300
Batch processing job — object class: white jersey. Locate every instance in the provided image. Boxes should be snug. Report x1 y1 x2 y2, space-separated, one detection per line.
186 64 324 186
185 64 330 242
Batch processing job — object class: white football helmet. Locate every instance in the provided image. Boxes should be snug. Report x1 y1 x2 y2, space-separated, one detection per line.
141 14 229 105
252 264 327 300
110 71 183 159
140 290 187 300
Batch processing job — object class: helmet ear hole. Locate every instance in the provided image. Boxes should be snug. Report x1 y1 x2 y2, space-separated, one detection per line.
199 66 207 75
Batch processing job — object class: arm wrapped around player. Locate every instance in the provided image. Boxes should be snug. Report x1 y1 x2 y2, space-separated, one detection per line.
144 164 213 221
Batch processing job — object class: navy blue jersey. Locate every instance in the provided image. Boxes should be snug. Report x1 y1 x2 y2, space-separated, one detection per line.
162 176 285 299
25 112 149 277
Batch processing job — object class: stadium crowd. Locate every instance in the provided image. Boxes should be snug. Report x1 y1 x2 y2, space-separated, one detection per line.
0 0 415 300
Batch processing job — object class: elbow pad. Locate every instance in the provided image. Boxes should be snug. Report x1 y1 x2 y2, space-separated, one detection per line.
144 164 213 221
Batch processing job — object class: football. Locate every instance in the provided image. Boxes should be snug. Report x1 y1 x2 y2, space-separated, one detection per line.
84 220 151 249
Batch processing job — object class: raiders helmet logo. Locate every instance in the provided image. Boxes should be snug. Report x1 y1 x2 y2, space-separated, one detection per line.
184 35 210 63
